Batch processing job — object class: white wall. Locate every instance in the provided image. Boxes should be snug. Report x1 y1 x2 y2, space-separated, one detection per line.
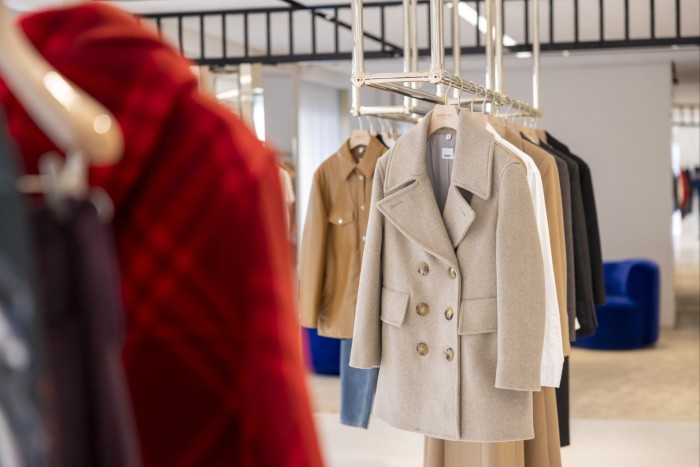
262 73 296 156
297 82 343 232
462 61 677 326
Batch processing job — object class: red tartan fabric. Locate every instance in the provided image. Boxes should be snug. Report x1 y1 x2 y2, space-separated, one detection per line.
0 5 324 467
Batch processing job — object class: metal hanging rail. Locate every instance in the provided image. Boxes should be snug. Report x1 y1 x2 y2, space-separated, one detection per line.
138 0 700 66
352 0 430 122
352 0 541 119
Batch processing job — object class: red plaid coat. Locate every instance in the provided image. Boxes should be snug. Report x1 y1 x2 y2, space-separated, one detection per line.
0 5 323 467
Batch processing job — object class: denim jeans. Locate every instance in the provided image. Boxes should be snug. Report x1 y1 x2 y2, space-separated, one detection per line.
339 339 379 428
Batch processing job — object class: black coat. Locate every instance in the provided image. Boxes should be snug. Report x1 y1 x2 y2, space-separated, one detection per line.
546 133 606 308
538 140 598 338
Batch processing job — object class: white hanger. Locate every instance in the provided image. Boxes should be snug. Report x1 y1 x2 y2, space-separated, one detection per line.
349 115 371 150
0 0 123 165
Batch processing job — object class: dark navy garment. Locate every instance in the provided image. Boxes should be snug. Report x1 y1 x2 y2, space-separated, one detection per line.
32 200 140 467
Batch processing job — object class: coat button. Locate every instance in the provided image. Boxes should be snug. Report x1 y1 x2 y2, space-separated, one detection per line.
417 343 429 356
448 267 457 279
444 306 454 320
416 303 430 316
419 262 430 276
446 348 454 361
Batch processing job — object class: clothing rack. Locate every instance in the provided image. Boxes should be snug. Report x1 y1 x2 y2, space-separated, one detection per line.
672 103 700 127
351 0 542 119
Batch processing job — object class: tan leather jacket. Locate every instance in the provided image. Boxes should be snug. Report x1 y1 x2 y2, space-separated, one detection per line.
299 136 386 338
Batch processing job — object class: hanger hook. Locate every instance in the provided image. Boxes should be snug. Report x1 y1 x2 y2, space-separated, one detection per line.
457 83 465 109
378 116 387 135
363 115 371 131
505 98 514 118
478 85 487 112
443 79 453 105
470 84 476 113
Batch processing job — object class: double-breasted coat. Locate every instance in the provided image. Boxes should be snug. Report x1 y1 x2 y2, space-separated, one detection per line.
350 111 546 442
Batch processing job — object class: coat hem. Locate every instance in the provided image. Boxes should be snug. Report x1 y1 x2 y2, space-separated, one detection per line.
375 414 534 443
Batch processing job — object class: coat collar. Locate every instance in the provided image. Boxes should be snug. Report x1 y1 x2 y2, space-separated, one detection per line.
337 135 385 179
384 109 496 201
377 110 496 265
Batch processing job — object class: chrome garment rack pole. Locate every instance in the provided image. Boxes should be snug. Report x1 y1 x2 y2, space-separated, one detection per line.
452 0 461 99
351 0 364 114
430 0 445 96
494 0 504 94
485 0 494 90
403 0 412 110
533 0 542 113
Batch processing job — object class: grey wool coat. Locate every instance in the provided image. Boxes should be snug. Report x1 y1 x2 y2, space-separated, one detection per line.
350 110 546 442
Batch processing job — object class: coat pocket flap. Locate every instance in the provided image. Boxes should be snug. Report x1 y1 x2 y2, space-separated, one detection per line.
380 287 409 327
458 297 497 335
328 209 355 225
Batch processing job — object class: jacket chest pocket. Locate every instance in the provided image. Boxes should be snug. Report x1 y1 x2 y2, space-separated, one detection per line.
328 208 357 246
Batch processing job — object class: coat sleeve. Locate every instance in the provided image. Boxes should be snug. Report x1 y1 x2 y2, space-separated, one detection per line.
299 169 328 329
495 163 546 392
349 163 385 369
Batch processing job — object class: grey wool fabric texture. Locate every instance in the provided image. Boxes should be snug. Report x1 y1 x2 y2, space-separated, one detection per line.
350 110 546 442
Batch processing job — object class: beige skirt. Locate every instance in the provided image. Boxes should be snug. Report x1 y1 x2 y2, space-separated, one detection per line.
424 388 561 467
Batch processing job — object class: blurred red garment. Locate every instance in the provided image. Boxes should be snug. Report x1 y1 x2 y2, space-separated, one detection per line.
0 4 323 467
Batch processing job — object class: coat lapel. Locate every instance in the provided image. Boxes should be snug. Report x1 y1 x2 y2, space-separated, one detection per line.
377 110 496 264
378 114 458 268
442 187 476 248
443 111 496 247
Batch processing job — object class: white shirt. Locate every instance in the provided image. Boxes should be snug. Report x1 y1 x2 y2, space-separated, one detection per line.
486 124 564 388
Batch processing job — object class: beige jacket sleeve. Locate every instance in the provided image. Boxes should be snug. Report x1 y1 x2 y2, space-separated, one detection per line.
349 163 385 369
299 170 327 329
495 163 546 392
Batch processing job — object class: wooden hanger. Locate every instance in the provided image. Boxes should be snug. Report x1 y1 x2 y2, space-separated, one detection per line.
349 129 371 149
428 104 459 135
0 0 123 165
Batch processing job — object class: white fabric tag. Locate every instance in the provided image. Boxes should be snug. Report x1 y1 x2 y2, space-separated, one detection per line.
442 148 454 160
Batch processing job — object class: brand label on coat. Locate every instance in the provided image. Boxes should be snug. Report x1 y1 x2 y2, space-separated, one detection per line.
442 148 454 160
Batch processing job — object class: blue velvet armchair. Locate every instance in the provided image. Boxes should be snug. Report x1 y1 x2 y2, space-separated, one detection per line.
573 259 660 350
304 328 341 375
